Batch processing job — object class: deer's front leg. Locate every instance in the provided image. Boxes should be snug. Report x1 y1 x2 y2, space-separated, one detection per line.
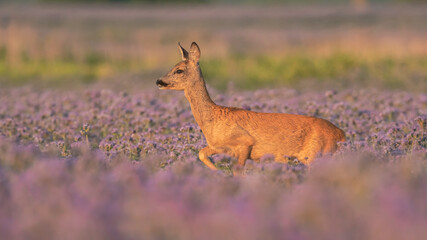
236 145 252 167
233 135 254 167
198 147 218 170
231 145 252 176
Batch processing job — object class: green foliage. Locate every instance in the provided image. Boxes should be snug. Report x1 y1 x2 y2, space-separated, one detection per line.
0 52 140 87
201 53 427 91
0 47 6 60
0 50 426 91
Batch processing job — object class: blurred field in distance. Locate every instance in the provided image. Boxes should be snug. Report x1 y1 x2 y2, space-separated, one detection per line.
0 4 426 91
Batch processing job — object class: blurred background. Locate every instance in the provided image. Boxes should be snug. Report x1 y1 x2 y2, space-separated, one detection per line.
0 0 426 91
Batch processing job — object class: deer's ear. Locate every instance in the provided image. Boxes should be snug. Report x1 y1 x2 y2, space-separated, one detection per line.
178 42 189 61
189 42 201 62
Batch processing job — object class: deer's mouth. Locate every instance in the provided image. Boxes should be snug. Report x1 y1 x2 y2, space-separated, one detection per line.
156 79 170 88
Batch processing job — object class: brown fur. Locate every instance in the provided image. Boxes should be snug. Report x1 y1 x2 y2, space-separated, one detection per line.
156 42 345 170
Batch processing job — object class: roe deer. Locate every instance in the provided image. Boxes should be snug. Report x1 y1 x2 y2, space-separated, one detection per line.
156 42 345 170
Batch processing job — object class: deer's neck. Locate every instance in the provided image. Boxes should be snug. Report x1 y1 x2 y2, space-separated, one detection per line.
184 74 216 130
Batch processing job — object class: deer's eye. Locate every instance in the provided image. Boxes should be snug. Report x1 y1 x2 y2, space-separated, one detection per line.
175 69 184 74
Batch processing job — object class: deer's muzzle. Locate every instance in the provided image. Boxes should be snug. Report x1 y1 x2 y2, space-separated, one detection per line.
156 79 169 88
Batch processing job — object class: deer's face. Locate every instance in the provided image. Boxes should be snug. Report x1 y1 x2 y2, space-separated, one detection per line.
156 61 190 91
156 42 201 91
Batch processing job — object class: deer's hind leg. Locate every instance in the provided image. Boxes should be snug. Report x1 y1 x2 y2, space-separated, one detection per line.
297 136 324 165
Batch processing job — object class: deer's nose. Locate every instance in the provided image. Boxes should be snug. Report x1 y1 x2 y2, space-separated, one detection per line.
156 79 168 87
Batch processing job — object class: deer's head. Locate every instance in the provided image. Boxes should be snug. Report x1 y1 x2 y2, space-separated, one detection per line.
156 42 201 91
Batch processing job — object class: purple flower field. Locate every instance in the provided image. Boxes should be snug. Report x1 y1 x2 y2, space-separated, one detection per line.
0 87 426 240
